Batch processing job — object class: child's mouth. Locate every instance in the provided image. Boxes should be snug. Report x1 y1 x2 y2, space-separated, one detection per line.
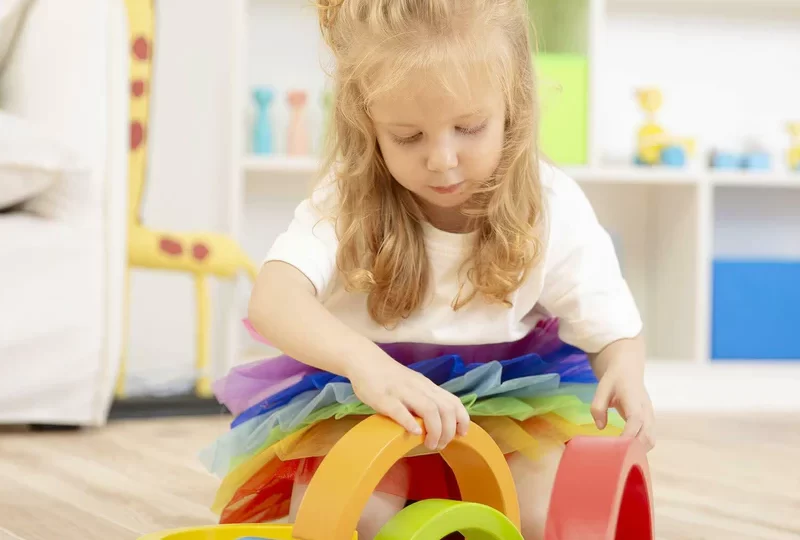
430 182 463 194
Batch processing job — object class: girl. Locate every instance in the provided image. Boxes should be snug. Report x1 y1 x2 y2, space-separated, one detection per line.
202 0 655 538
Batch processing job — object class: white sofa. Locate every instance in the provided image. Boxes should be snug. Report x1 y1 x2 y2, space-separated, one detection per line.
0 0 128 426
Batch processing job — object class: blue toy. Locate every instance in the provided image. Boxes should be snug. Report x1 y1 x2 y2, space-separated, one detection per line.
660 145 687 167
252 87 274 155
741 151 771 170
709 150 740 169
709 149 772 171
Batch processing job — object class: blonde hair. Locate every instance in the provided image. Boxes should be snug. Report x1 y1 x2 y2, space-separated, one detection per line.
316 0 544 328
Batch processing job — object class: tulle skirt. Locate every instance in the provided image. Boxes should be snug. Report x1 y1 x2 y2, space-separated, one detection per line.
201 318 624 524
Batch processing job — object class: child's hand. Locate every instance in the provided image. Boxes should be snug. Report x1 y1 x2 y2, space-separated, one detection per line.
591 362 656 451
347 353 471 451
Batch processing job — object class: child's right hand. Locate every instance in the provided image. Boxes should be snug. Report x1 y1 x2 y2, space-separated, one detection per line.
347 353 471 451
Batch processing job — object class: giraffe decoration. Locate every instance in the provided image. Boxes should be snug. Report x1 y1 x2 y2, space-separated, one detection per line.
120 0 257 399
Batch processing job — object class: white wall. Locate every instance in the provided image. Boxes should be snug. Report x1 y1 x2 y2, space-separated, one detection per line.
125 0 235 395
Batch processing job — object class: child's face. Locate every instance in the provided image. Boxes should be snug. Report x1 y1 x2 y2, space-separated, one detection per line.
370 78 506 211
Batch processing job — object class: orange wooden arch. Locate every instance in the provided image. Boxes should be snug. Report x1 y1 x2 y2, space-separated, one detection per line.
291 415 521 540
544 436 654 540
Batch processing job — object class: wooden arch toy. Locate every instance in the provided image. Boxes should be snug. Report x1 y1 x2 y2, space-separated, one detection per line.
292 415 520 539
139 414 653 540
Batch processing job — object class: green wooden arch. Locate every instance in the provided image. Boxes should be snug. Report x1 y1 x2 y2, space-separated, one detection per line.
376 499 523 540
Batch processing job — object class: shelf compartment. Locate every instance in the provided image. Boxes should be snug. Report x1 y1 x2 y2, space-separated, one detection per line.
711 186 800 361
711 260 800 360
580 181 701 362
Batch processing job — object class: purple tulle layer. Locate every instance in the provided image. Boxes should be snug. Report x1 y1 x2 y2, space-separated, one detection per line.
213 318 592 417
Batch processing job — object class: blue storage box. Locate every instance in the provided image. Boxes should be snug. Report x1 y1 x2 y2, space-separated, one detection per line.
712 260 800 360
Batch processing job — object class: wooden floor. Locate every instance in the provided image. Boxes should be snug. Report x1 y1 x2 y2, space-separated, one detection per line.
0 414 798 539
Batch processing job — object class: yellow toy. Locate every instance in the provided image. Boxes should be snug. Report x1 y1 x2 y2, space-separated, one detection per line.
138 415 653 540
788 122 800 171
119 0 257 398
635 88 695 167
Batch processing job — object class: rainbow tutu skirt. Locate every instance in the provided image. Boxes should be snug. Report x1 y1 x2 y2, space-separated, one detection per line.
200 318 624 524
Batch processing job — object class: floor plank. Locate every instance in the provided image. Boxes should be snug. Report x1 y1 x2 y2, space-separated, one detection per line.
0 413 798 539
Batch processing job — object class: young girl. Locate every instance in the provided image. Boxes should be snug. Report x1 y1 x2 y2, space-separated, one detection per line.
201 0 654 538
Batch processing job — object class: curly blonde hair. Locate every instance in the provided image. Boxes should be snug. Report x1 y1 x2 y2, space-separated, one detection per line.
315 0 544 328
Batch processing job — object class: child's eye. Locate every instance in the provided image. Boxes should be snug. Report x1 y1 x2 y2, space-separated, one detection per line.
457 121 487 136
392 133 422 145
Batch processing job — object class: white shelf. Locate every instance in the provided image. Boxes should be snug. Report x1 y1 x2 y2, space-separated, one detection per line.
608 0 800 13
709 170 800 188
567 165 700 184
242 155 800 190
645 360 800 412
244 154 321 174
243 156 703 185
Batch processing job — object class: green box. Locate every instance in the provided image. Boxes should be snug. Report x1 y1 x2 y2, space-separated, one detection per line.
535 54 588 165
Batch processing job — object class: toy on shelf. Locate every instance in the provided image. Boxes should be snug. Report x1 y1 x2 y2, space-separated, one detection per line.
740 148 771 171
708 143 772 171
634 88 695 167
252 86 274 155
286 89 309 155
788 122 800 171
137 415 654 540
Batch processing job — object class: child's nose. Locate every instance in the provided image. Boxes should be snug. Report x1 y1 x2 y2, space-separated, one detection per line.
426 138 458 172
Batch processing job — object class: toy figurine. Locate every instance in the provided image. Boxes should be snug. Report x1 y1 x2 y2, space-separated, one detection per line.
287 90 309 155
709 149 740 170
634 88 695 167
252 87 274 155
788 122 800 171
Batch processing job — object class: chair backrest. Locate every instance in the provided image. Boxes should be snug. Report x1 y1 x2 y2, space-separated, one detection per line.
292 414 521 540
124 0 154 228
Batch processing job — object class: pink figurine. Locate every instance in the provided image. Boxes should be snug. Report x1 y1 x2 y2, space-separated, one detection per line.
286 90 309 155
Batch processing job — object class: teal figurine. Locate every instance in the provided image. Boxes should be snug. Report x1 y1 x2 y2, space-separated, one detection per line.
252 86 274 155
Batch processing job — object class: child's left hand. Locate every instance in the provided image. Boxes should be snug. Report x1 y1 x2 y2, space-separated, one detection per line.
590 351 656 452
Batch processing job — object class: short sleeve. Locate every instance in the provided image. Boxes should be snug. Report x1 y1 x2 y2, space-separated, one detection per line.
537 164 643 353
264 184 339 298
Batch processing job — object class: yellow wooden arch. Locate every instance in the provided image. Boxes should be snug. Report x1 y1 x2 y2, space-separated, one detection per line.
292 415 521 540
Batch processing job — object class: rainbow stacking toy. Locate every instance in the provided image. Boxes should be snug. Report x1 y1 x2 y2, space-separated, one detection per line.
138 414 653 540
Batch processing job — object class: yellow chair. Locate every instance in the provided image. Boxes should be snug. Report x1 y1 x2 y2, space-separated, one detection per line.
120 0 256 398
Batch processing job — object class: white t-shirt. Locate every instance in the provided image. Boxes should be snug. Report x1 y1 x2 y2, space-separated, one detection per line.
264 161 642 353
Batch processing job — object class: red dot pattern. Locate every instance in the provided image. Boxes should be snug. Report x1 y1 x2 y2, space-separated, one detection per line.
133 36 149 60
132 80 145 97
160 238 183 256
192 243 210 261
130 122 144 150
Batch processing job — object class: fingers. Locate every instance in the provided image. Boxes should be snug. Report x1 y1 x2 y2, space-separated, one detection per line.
620 406 643 440
438 397 457 451
591 377 613 429
454 395 471 437
381 397 422 436
618 394 656 452
403 393 442 450
400 385 468 451
426 389 470 449
639 396 656 451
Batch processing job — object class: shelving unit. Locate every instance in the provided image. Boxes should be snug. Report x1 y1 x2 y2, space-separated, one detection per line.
223 0 800 410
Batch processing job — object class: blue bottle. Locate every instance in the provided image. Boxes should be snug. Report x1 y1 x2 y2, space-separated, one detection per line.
252 87 274 155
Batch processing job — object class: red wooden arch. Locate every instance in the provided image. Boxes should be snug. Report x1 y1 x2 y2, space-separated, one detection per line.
545 436 654 540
